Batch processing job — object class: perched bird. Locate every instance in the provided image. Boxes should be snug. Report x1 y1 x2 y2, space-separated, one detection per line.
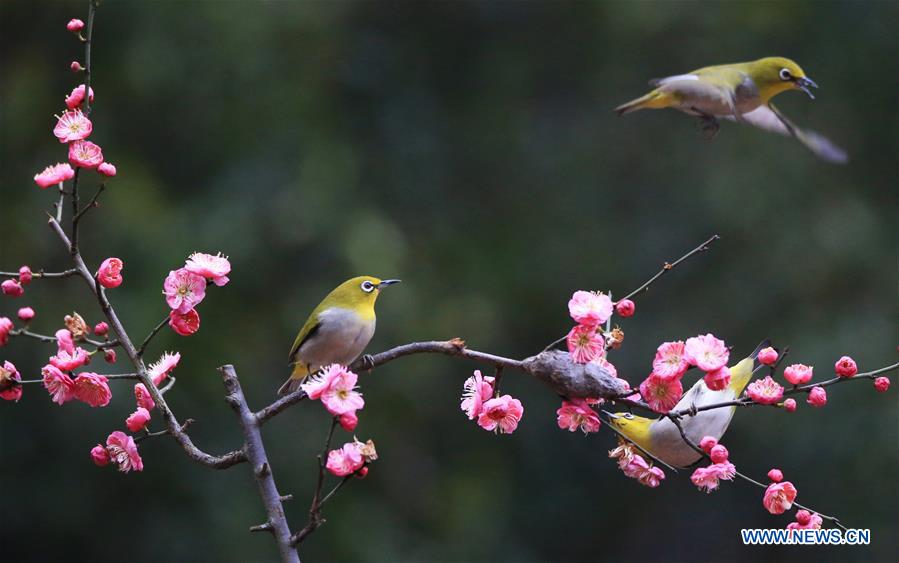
607 343 767 468
615 57 848 163
278 276 400 395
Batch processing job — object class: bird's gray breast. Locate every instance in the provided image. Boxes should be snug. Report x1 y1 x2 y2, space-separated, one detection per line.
298 307 376 369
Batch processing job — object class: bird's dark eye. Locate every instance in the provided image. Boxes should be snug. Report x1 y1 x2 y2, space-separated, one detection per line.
623 413 634 420
360 280 375 293
779 68 792 81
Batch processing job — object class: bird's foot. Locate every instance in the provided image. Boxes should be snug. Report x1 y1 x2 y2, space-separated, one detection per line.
361 354 376 371
696 116 720 140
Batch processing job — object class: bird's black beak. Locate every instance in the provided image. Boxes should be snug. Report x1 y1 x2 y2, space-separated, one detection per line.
377 279 401 289
602 410 620 420
795 76 818 99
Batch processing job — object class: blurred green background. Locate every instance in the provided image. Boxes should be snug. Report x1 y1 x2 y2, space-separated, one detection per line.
1 1 896 562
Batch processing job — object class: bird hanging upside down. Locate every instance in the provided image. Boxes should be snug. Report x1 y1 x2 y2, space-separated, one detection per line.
615 57 848 163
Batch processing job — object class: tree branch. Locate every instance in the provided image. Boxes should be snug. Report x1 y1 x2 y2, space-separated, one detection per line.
137 314 170 357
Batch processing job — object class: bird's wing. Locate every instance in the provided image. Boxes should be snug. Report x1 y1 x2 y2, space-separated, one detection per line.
288 313 322 364
725 104 849 164
648 74 699 87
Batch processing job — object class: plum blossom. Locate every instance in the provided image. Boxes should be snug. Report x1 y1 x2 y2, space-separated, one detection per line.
97 162 117 177
709 444 729 463
746 376 784 405
64 84 94 110
690 462 736 492
477 395 524 434
106 431 143 473
591 356 618 378
53 109 92 143
608 441 638 469
320 368 365 416
787 510 823 531
615 299 635 318
66 19 84 32
783 398 797 412
325 442 364 477
68 140 104 168
73 373 112 407
134 383 155 410
763 481 798 515
64 312 90 340
568 290 613 327
639 373 683 413
104 349 116 364
126 407 151 432
163 268 207 313
703 365 730 391
55 328 75 354
169 308 200 336
638 465 665 488
684 334 729 372
148 351 180 386
90 444 110 467
556 398 601 433
0 317 12 346
17 307 35 322
97 258 123 288
94 322 108 336
834 356 857 378
874 377 890 393
619 454 666 488
50 347 90 372
783 363 813 385
300 364 345 400
0 361 23 402
184 252 231 287
18 266 33 285
566 324 604 364
460 369 494 420
652 340 688 380
1 279 24 297
699 436 717 453
338 411 358 432
757 346 778 366
42 364 75 405
806 386 827 407
33 162 75 188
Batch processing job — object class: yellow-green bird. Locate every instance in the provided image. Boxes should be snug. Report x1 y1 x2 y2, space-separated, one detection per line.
607 345 765 468
615 56 848 163
278 276 400 396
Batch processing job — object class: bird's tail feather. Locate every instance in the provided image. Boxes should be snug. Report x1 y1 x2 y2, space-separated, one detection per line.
614 91 667 116
277 363 309 396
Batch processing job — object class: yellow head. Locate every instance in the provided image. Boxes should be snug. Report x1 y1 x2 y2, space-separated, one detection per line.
749 57 818 102
607 412 654 452
322 276 401 315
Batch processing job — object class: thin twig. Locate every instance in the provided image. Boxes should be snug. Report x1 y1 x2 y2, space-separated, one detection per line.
137 314 170 357
0 268 78 279
72 183 105 224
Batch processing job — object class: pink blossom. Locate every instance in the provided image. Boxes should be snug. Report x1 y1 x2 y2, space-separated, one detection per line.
355 466 369 479
460 369 494 420
53 109 92 143
746 376 784 405
68 140 104 169
709 444 729 463
566 324 604 364
704 365 731 391
300 364 345 400
699 436 717 453
18 266 32 285
568 290 613 327
615 298 635 318
763 481 798 514
652 340 689 380
608 441 638 468
104 349 116 364
184 252 231 287
556 398 601 433
874 377 890 393
834 356 857 378
639 373 683 414
148 351 180 386
73 373 112 407
55 328 74 354
33 162 75 188
325 442 364 477
338 411 358 432
321 368 365 416
163 268 207 313
0 317 11 347
1 279 24 297
96 257 123 288
690 462 736 492
126 407 152 432
767 468 784 483
169 308 200 336
684 333 729 372
787 510 823 531
64 84 94 110
783 363 813 385
42 364 75 405
66 18 84 32
17 307 35 322
783 398 797 412
90 444 110 466
106 431 143 473
757 346 778 366
97 162 117 177
638 465 665 488
49 346 90 372
806 386 827 407
590 356 618 378
94 322 108 336
71 61 84 72
134 383 155 410
0 361 23 402
477 395 524 434
621 454 651 479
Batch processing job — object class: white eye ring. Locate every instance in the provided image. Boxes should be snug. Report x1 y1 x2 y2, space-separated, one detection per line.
779 68 792 81
623 413 634 420
360 280 375 293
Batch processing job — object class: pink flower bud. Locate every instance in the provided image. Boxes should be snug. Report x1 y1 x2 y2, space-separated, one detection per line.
0 317 13 347
806 386 827 407
90 444 110 466
355 466 369 479
767 468 783 483
17 307 35 322
874 376 890 393
795 509 812 525
168 308 200 336
709 444 729 464
126 407 151 432
18 266 32 285
94 322 109 336
70 61 84 72
783 398 797 412
615 299 635 318
96 258 123 288
104 349 117 364
757 346 778 366
134 383 155 410
64 84 94 110
783 363 813 385
1 279 24 297
699 436 718 453
834 356 857 378
338 411 358 432
703 365 731 391
66 18 84 32
97 162 117 177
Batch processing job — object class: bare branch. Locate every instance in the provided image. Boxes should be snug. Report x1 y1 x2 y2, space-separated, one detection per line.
137 314 170 357
0 268 78 279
